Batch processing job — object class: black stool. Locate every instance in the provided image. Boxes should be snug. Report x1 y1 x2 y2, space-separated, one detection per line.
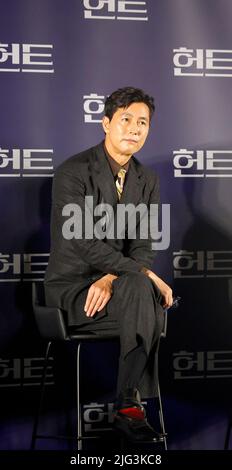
30 282 168 450
224 279 232 450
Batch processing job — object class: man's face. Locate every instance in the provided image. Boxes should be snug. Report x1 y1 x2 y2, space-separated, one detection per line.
102 102 150 157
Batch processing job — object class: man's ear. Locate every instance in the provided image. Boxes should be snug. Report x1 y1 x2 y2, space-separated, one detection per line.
102 116 110 134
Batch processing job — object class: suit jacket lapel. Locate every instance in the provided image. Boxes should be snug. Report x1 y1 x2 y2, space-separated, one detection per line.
120 156 145 207
93 142 118 207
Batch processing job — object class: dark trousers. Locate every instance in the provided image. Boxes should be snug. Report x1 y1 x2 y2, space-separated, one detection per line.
67 272 165 398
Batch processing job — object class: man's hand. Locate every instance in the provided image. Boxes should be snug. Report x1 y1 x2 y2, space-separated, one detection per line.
142 268 173 308
84 274 118 317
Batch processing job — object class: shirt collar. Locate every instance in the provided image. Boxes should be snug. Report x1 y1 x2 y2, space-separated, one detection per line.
103 142 130 177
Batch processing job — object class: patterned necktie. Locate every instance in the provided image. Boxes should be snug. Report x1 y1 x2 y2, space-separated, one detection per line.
116 168 126 200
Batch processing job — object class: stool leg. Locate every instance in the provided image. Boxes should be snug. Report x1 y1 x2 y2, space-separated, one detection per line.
30 341 52 450
157 382 167 450
224 419 232 450
76 342 82 451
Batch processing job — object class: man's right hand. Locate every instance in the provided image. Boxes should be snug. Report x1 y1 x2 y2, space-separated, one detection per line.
84 273 118 317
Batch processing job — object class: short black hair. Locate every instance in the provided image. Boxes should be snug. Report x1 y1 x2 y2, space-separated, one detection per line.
104 86 155 121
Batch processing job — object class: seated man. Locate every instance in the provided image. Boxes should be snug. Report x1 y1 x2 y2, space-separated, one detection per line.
44 86 173 443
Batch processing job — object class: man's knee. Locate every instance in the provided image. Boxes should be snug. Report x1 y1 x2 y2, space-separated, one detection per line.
116 271 154 295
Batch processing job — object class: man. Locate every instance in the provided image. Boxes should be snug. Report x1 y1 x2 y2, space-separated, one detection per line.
45 87 173 443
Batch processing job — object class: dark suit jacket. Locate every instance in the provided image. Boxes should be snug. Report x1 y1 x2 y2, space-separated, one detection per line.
44 141 160 324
